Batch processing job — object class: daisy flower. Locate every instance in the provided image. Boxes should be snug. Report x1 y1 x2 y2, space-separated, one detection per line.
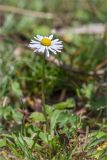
28 34 63 57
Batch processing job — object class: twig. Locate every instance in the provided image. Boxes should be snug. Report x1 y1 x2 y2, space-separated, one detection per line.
0 4 54 19
47 55 106 77
96 59 107 70
59 89 67 101
47 56 85 74
55 23 106 36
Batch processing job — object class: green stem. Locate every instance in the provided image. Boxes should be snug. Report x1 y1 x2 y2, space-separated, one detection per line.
42 53 49 132
42 53 52 159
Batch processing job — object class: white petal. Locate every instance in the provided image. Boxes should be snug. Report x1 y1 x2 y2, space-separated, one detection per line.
29 43 41 49
49 34 53 40
48 47 57 54
34 35 42 41
34 49 39 52
55 49 61 52
30 40 40 44
28 44 36 48
51 46 62 52
51 44 63 48
36 35 43 40
52 41 62 45
51 39 59 43
38 48 43 53
45 47 50 57
36 46 45 53
40 46 45 53
50 45 63 52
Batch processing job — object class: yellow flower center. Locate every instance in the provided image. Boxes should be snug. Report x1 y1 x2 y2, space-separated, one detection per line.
41 38 51 46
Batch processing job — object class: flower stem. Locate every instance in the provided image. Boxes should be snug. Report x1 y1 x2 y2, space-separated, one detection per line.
42 53 49 132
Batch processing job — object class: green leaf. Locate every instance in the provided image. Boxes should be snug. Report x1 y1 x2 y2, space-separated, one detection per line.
98 147 107 160
50 110 61 132
11 81 22 96
29 112 45 122
45 105 54 116
81 83 94 99
0 106 12 120
12 110 23 123
0 139 6 147
39 132 52 143
0 106 23 122
96 131 107 139
54 98 75 110
91 96 107 110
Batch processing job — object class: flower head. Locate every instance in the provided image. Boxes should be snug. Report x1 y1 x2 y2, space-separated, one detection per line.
28 34 63 57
